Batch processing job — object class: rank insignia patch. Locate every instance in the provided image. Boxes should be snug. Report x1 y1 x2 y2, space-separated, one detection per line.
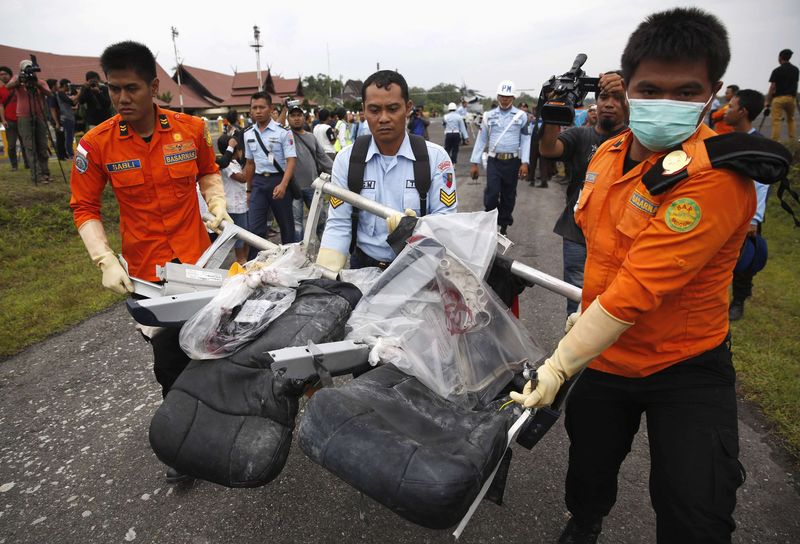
665 198 701 233
330 197 344 208
159 114 170 129
439 188 456 207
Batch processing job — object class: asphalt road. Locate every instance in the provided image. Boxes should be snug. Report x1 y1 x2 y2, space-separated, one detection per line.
1 122 799 544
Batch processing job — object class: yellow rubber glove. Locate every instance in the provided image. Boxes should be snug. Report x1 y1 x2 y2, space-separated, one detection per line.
565 307 581 333
78 220 134 295
510 299 632 409
387 208 417 234
316 247 348 274
205 195 234 233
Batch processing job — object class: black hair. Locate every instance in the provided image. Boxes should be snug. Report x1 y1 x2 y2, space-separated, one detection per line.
250 91 272 105
779 49 793 61
621 7 730 85
217 132 243 154
46 78 57 89
99 41 157 82
85 71 100 81
361 70 409 102
318 108 330 122
58 78 70 87
225 109 238 125
0 66 11 76
726 84 740 93
334 106 346 118
735 89 765 122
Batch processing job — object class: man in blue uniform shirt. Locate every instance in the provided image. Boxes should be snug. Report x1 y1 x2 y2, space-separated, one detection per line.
316 70 458 273
470 80 531 235
442 102 469 163
244 91 297 254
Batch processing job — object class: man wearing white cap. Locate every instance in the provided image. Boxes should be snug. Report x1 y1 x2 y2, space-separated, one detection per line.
442 102 469 163
470 80 531 235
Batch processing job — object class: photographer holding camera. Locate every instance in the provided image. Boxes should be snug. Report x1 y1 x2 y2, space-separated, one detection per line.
4 59 52 183
78 71 112 130
539 70 627 314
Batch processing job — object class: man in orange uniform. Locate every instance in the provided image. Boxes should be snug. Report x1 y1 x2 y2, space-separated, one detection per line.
709 84 738 134
70 41 230 483
512 8 752 543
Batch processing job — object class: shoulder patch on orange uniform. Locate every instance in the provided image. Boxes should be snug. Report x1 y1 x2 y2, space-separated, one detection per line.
665 198 701 232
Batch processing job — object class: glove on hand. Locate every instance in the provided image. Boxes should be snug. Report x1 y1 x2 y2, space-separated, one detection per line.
387 208 417 234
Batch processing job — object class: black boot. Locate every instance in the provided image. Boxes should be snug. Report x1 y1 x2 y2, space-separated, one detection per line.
165 467 193 484
499 225 508 235
729 300 745 321
558 517 602 544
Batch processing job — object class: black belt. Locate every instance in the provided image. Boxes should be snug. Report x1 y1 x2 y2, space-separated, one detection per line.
354 247 391 270
255 172 280 177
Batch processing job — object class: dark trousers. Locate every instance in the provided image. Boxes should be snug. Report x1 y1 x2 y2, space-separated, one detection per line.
17 116 50 181
150 327 191 398
444 133 461 163
484 157 520 226
62 118 75 158
248 173 296 259
563 238 587 314
4 120 26 168
54 124 67 160
564 339 744 543
731 270 754 304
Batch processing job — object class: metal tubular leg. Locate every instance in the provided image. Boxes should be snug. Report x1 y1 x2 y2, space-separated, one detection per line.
310 177 582 302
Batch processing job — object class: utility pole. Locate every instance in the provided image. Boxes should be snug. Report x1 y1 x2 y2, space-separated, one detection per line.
171 26 184 112
377 62 380 71
326 43 332 98
251 26 263 92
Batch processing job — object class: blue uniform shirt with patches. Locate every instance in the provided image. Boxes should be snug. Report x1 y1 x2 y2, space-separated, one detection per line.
244 119 297 174
320 134 457 262
470 106 531 164
443 111 469 140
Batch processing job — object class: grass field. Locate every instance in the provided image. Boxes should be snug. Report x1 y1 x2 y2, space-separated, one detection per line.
0 156 798 460
0 161 123 358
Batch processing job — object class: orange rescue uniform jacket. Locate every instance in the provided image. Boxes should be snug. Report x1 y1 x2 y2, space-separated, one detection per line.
575 125 755 378
710 104 734 134
70 107 218 281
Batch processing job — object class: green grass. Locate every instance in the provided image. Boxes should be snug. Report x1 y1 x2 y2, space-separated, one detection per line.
0 161 123 358
730 163 800 461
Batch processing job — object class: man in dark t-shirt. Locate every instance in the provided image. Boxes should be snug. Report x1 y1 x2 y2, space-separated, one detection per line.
77 70 112 129
539 72 627 314
766 48 798 140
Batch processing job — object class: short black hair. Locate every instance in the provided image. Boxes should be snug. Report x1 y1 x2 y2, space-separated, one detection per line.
85 71 100 81
726 84 740 94
0 66 11 76
334 106 346 118
779 49 793 61
46 78 57 89
250 91 272 105
318 108 330 122
99 41 157 82
362 70 409 102
58 78 70 87
621 7 730 85
225 109 238 125
735 89 765 122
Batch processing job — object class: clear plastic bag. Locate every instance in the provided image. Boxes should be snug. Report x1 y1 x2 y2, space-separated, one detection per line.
414 209 498 277
179 274 296 360
339 267 383 294
346 218 544 409
247 243 322 287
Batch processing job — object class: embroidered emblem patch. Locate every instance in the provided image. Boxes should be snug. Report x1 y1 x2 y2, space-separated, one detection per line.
163 141 196 154
363 180 376 190
75 155 89 173
405 180 416 189
439 188 456 207
106 159 142 173
173 133 183 142
629 190 659 215
436 160 452 172
444 173 453 188
330 197 344 208
585 172 597 183
665 198 701 232
204 125 212 147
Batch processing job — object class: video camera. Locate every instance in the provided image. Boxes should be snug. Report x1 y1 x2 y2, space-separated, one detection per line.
18 54 42 90
285 98 302 109
539 54 599 126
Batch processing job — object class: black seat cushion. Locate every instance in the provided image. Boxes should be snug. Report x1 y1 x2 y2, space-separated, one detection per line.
297 364 512 529
149 279 362 488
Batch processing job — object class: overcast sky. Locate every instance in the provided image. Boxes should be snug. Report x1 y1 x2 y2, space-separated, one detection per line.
4 0 798 97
